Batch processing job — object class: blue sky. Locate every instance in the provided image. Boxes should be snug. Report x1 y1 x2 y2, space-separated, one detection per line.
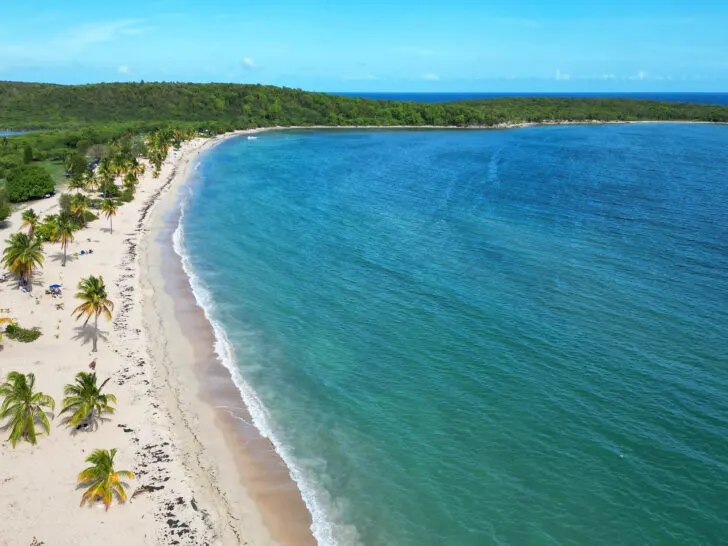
1 0 727 92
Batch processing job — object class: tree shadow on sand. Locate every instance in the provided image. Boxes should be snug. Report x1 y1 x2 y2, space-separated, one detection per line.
60 411 113 436
73 324 109 349
48 251 78 266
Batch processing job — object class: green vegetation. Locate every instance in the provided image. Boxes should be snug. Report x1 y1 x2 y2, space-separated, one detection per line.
73 275 114 352
100 199 118 233
1 81 726 206
2 82 728 130
1 232 44 288
6 164 55 202
4 322 42 343
51 212 75 266
60 372 116 429
0 372 55 447
78 448 134 510
0 189 10 221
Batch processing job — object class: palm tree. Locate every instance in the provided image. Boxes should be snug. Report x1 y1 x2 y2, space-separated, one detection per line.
20 209 39 240
0 372 56 447
2 232 44 289
73 275 114 352
60 372 116 429
78 448 134 510
122 171 138 193
97 158 114 184
51 213 74 267
70 194 90 228
68 176 86 193
100 199 118 234
83 169 99 192
126 157 145 179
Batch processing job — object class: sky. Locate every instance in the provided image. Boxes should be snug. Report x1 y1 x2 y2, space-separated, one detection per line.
1 1 727 92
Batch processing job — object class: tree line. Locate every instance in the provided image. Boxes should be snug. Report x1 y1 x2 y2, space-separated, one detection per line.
2 82 728 130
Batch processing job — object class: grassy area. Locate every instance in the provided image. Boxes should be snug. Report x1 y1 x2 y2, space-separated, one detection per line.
35 160 67 189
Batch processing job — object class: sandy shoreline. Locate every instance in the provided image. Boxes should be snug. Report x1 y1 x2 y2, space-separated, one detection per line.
3 120 726 545
0 130 312 545
141 133 316 545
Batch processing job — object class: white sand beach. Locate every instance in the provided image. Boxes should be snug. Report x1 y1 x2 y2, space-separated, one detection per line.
0 133 310 545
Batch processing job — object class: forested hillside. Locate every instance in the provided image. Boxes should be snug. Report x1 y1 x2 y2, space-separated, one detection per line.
2 81 728 130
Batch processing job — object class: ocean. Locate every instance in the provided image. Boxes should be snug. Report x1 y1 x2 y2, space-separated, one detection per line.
336 92 728 106
177 124 728 546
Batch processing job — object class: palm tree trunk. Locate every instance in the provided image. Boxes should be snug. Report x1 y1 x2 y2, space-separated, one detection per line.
110 217 113 235
92 313 98 352
62 242 67 266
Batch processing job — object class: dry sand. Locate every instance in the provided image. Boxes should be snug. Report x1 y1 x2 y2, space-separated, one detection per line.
0 132 312 546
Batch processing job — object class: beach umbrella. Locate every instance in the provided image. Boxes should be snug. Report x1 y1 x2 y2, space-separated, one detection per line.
49 284 62 289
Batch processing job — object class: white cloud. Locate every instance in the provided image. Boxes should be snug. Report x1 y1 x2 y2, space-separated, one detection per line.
0 19 146 69
555 69 570 81
627 70 649 81
421 73 440 80
117 65 130 74
62 19 146 50
242 57 256 69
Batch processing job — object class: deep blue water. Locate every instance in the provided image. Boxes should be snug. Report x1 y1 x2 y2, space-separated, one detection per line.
336 92 728 106
180 124 728 546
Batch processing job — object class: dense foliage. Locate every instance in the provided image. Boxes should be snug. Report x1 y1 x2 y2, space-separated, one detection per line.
4 322 42 343
1 82 728 131
0 189 10 221
6 164 55 202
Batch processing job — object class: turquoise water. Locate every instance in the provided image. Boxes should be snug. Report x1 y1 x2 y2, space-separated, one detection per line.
178 126 728 546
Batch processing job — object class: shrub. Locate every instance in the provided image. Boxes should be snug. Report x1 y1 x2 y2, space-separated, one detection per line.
23 144 34 164
99 181 120 198
120 188 134 202
0 189 11 221
6 165 55 202
84 211 98 223
4 322 42 343
59 192 72 214
35 216 57 241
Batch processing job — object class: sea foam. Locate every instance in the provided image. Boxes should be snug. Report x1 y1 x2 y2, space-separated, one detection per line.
172 180 359 546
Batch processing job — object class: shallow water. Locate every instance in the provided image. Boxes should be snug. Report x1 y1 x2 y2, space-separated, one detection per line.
180 125 728 545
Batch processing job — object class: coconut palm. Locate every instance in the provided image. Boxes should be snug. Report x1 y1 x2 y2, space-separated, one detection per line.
78 448 134 510
72 275 114 352
20 209 39 240
68 176 86 193
126 157 145 179
122 171 138 193
2 232 44 289
100 199 118 234
83 169 99 192
0 372 56 447
70 194 90 228
97 158 114 184
51 213 74 267
60 372 116 429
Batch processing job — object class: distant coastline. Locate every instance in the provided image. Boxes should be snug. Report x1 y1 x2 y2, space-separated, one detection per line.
335 91 728 107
